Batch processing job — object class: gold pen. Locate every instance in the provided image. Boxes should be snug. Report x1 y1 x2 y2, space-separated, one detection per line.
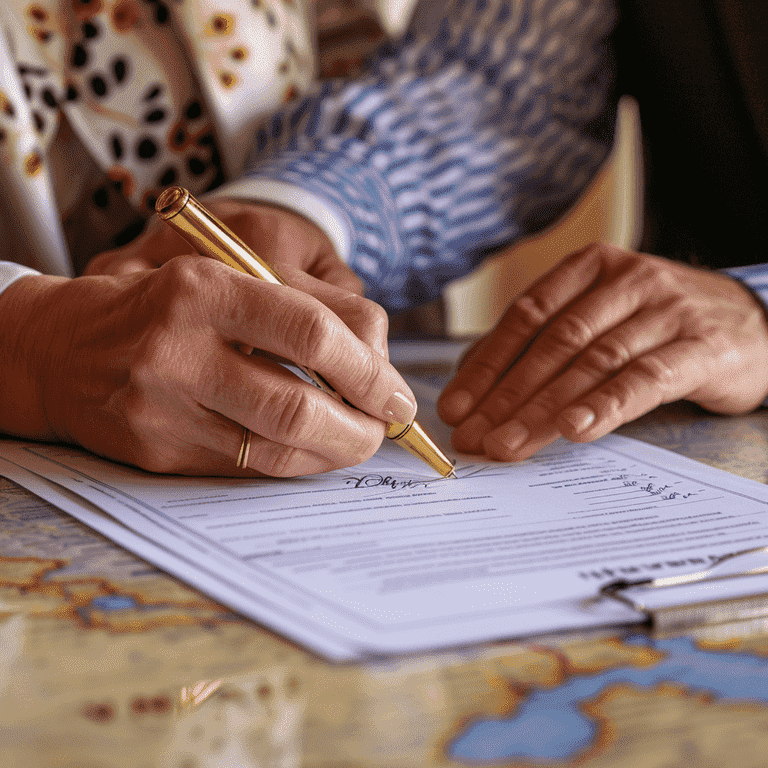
155 186 456 478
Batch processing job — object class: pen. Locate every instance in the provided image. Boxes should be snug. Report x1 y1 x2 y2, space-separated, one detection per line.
155 186 456 478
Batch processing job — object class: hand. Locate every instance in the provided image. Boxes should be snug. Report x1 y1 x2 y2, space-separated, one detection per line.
85 197 363 295
438 244 768 461
0 257 415 476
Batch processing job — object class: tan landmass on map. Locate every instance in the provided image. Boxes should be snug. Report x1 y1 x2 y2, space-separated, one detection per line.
697 632 768 657
576 682 768 768
561 636 666 674
0 554 238 632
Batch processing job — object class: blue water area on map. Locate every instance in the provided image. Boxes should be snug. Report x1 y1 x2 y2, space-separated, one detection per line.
448 636 768 763
90 595 138 610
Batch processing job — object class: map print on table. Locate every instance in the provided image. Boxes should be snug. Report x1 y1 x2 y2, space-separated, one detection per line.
444 635 768 767
0 479 304 696
0 479 244 633
0 553 240 633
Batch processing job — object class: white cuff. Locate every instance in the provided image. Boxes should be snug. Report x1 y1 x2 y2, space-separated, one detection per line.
0 263 41 297
207 178 351 263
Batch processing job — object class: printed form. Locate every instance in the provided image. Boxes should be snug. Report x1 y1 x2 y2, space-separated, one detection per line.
2 381 768 660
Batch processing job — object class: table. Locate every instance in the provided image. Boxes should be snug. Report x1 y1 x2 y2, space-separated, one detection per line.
3 347 768 767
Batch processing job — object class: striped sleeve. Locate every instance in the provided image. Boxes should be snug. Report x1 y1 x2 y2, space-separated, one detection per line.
236 0 618 312
723 263 768 408
723 263 768 303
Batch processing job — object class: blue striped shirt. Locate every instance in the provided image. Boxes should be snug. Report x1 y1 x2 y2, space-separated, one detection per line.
239 0 619 312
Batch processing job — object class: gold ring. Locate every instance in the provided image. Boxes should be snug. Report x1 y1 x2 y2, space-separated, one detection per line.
236 427 252 469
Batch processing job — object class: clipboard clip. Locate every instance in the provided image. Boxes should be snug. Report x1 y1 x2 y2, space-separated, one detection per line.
598 545 768 636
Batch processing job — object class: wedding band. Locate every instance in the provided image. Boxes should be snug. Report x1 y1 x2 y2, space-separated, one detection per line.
236 427 252 469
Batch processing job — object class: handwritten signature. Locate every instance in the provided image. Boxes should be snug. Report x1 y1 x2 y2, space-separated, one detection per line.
343 474 431 490
621 480 696 500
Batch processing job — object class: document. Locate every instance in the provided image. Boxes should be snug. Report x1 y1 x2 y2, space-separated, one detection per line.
3 375 768 660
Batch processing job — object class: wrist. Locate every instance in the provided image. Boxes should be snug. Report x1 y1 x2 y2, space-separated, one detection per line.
0 274 71 440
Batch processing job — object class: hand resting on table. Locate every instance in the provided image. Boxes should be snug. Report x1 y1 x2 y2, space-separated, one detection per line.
438 244 768 461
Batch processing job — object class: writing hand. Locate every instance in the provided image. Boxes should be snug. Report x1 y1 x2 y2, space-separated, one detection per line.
85 197 362 295
0 257 414 476
438 244 768 461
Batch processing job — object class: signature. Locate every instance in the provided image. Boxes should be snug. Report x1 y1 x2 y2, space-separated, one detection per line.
622 480 696 500
343 474 431 490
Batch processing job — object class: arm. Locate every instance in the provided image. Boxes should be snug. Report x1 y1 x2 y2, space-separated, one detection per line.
438 246 768 461
219 0 618 312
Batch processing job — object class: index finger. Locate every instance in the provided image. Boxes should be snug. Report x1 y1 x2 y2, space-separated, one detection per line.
277 265 388 358
209 262 416 427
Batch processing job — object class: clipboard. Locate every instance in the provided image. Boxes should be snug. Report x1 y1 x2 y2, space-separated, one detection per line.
598 546 768 638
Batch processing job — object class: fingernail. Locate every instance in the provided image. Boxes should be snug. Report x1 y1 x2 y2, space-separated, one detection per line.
384 391 417 425
560 405 596 434
440 389 475 423
487 420 529 454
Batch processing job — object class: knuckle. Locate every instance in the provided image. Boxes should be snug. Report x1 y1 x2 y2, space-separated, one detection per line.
480 389 518 421
652 263 679 291
151 258 218 324
348 435 380 466
657 294 686 317
261 445 305 478
460 357 508 391
128 346 166 393
269 387 321 444
619 247 650 271
334 421 379 467
346 272 366 296
567 242 614 271
367 301 389 339
594 380 632 419
346 352 381 401
699 325 729 351
500 294 550 333
566 242 600 266
163 254 208 291
544 313 594 354
633 257 683 296
633 353 676 390
347 420 384 465
335 425 380 468
582 337 633 374
618 254 657 290
285 305 338 366
356 294 388 329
